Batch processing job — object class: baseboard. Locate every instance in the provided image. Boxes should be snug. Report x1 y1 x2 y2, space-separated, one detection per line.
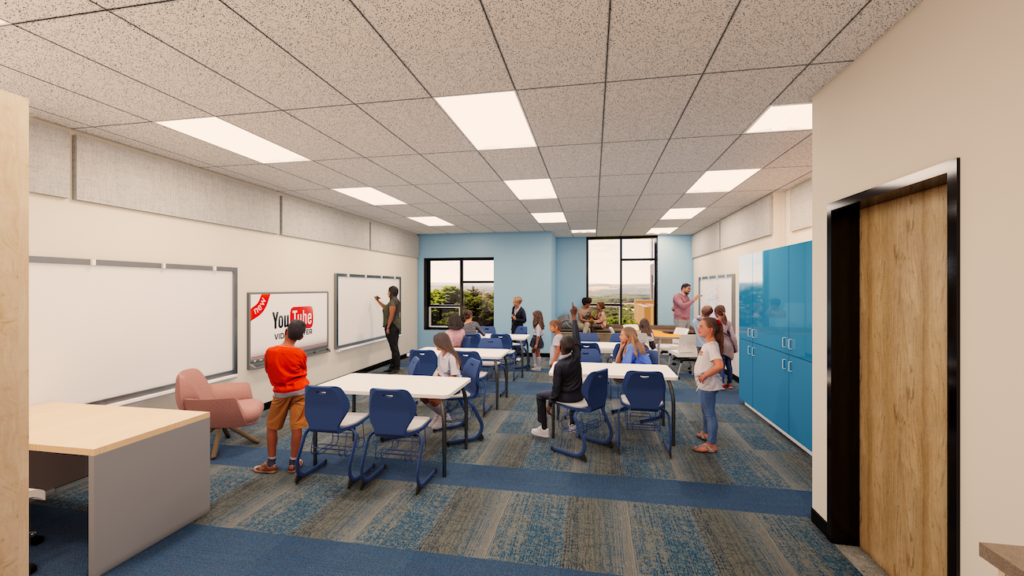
811 509 828 538
742 402 812 455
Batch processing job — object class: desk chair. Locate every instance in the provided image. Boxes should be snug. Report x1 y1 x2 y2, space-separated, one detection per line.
514 326 529 355
617 372 671 458
446 358 484 445
479 325 496 335
580 348 603 363
497 334 525 379
551 369 614 462
579 333 599 342
456 352 491 415
175 369 262 459
647 348 660 365
463 333 482 348
360 389 436 495
408 349 438 376
580 341 600 351
295 385 372 488
609 333 621 342
476 338 508 395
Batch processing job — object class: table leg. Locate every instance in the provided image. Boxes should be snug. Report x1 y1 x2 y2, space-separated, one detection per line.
667 381 677 447
462 389 469 450
313 432 318 466
352 394 357 412
503 356 510 397
494 362 500 411
441 400 447 477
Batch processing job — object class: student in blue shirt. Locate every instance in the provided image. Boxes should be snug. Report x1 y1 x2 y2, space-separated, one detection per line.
613 327 652 364
691 305 714 349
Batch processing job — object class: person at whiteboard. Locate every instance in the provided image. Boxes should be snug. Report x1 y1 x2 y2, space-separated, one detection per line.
375 286 401 374
510 296 526 333
671 284 701 328
253 319 309 475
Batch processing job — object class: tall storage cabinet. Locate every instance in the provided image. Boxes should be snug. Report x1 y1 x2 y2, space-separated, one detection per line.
738 241 812 451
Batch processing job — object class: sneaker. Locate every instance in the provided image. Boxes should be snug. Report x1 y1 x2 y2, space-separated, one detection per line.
429 414 443 431
567 424 577 433
446 413 452 422
530 426 551 438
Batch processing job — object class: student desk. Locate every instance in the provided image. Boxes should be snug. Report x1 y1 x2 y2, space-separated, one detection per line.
482 333 529 342
548 363 682 446
315 373 471 477
669 344 700 375
420 347 513 409
29 403 210 576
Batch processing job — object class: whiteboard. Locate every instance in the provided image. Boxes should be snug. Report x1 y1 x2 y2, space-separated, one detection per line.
698 275 736 319
29 258 236 406
336 274 402 351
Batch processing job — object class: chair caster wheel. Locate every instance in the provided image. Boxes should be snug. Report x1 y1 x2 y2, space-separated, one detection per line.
580 454 588 463
550 446 555 453
606 441 615 449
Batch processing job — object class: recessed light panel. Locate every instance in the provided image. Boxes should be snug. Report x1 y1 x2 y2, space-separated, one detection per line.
157 117 309 163
661 207 705 220
647 227 678 235
408 216 453 227
746 104 812 133
571 229 596 234
532 212 567 224
333 187 405 206
505 178 557 200
0 19 9 26
687 169 759 193
435 91 537 150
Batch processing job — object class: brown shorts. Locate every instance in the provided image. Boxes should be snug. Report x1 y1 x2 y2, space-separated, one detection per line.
267 395 307 431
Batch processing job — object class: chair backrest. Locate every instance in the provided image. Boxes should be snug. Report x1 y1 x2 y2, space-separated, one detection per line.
609 333 621 342
477 338 503 350
622 371 667 411
304 385 351 432
580 348 603 363
479 325 496 335
496 334 513 349
459 357 482 397
647 349 659 364
581 369 609 409
580 341 600 351
673 327 688 335
408 349 438 375
612 343 620 359
368 388 416 437
463 333 482 348
407 356 421 376
514 326 527 334
174 369 214 410
578 333 599 342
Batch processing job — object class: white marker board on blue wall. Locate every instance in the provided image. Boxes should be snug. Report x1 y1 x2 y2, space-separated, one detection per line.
336 274 402 351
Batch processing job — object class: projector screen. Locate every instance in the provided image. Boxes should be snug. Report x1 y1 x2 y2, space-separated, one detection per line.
247 291 329 368
698 274 735 320
336 274 402 351
29 257 236 405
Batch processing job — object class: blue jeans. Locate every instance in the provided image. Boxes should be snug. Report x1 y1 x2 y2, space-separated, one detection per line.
699 390 719 445
722 356 734 384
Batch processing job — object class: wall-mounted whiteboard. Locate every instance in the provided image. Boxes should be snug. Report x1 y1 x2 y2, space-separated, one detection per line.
29 257 236 405
247 292 329 368
336 274 402 351
698 275 735 319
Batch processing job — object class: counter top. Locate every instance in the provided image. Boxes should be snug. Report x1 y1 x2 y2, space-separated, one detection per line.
981 543 1024 576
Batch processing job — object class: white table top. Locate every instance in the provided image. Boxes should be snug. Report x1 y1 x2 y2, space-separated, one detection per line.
319 373 470 400
548 362 679 381
669 346 699 358
482 333 529 341
420 347 513 360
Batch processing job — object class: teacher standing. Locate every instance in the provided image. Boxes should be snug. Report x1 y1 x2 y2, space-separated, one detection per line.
671 283 700 328
375 286 402 373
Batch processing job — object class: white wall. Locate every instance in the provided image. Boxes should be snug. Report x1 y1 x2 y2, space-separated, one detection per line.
692 184 812 376
811 1 1024 573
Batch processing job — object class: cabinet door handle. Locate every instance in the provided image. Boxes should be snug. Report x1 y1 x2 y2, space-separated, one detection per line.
751 347 755 357
788 361 793 373
781 359 786 370
781 337 786 348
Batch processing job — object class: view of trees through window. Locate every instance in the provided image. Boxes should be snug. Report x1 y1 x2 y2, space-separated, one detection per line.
587 238 656 325
426 259 494 328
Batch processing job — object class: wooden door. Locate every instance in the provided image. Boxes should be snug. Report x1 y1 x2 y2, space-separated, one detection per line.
859 185 948 575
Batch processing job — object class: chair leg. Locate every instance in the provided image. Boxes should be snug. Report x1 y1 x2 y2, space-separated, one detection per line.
210 429 222 460
223 429 231 439
414 432 437 495
229 428 260 444
359 433 386 489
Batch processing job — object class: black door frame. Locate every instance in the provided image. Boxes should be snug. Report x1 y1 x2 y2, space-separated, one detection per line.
819 159 960 574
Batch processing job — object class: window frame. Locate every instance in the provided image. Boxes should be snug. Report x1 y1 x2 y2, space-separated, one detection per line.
585 237 658 326
423 257 495 330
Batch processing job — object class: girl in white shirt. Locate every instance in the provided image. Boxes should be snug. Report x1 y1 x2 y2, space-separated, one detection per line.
693 317 725 454
530 311 545 371
426 333 462 430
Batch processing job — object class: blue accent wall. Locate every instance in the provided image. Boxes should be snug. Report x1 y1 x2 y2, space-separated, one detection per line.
554 237 586 318
656 235 694 325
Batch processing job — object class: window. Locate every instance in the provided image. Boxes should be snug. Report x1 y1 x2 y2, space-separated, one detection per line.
424 258 494 329
587 238 657 325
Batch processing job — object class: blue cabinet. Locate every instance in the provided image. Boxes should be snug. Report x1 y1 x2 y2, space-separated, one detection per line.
788 358 812 450
763 246 790 350
788 242 812 362
739 337 755 405
753 346 789 432
739 251 766 344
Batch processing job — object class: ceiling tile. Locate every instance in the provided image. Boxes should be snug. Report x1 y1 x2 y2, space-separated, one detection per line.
676 218 717 234
99 122 255 166
634 194 680 210
224 0 427 103
472 214 512 226
673 67 803 137
552 177 599 198
417 184 477 204
519 83 604 147
513 222 545 232
781 172 812 191
370 155 453 185
654 135 737 173
23 11 273 117
673 192 725 207
0 1 98 22
452 202 497 216
354 0 511 97
273 162 364 189
79 127 212 168
643 172 703 195
407 202 455 217
222 164 319 191
541 223 571 233
290 106 414 157
319 158 409 187
0 64 143 127
601 140 665 176
485 222 519 233
598 195 639 211
598 224 625 236
459 222 497 233
540 144 600 178
565 211 597 225
205 166 276 189
480 147 548 180
560 197 597 212
521 199 563 212
29 108 86 129
502 214 540 225
815 0 922 63
224 111 359 161
0 25 203 121
628 208 667 221
607 0 735 81
375 185 439 204
706 0 865 72
361 99 474 154
444 214 489 228
598 211 629 223
92 0 154 6
422 151 499 183
481 0 608 89
711 131 811 170
287 189 367 212
714 190 773 206
381 204 430 217
732 167 811 192
775 62 850 105
461 181 517 201
695 205 743 220
551 229 573 238
118 0 348 110
766 135 812 168
600 174 648 197
486 200 529 214
344 204 403 220
603 77 699 142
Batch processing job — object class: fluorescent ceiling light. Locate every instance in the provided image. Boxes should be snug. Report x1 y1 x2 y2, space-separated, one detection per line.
0 19 9 26
506 178 557 200
572 229 596 234
408 216 453 227
648 227 678 235
532 212 566 224
746 104 812 133
333 187 405 206
661 207 705 220
687 169 759 193
157 117 308 163
435 91 536 150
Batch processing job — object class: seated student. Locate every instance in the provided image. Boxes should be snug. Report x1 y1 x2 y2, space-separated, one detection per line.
614 326 652 364
637 318 654 348
510 297 526 333
532 303 584 438
691 306 714 349
445 314 466 347
593 302 608 330
530 311 545 371
462 310 481 335
577 298 594 333
423 333 461 430
254 320 309 475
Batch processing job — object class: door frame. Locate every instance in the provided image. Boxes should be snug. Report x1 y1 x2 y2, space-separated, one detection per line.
819 159 960 574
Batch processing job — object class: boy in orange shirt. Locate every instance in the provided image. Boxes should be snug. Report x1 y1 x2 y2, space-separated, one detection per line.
253 319 309 474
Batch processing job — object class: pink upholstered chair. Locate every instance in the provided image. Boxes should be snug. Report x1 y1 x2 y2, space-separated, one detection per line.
175 369 264 459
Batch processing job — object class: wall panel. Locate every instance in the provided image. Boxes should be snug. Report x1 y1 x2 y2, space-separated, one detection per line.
29 121 71 198
281 195 370 249
721 195 773 249
692 222 720 257
789 179 812 231
370 221 419 258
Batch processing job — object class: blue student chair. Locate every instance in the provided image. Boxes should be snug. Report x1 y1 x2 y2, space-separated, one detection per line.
513 325 530 355
463 333 482 348
407 349 437 376
496 334 525 380
609 333 621 342
295 385 372 487
617 371 671 458
359 389 436 495
456 352 491 415
476 338 509 395
579 333 599 342
580 341 600 351
479 325 496 335
445 358 485 445
580 348 603 363
647 348 660 365
551 369 614 462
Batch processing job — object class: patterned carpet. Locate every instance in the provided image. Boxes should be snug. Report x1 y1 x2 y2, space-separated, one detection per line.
29 357 858 575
